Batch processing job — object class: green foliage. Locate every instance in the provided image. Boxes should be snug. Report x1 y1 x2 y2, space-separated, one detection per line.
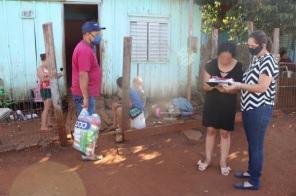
244 0 296 34
199 0 248 41
199 0 296 40
0 99 14 108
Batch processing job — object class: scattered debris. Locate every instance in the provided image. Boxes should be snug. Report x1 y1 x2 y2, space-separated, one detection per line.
0 108 12 121
9 110 38 121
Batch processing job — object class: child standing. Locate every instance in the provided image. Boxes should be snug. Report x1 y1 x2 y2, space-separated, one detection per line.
37 53 62 131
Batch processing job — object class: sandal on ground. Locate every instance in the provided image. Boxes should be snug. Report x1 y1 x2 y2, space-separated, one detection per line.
233 181 259 190
220 166 232 176
81 154 103 161
197 160 209 171
234 171 251 179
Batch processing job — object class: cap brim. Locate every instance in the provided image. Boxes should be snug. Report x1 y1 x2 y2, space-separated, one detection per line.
94 27 106 31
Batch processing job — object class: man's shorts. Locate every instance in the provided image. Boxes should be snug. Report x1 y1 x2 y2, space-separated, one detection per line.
40 88 52 101
73 95 96 116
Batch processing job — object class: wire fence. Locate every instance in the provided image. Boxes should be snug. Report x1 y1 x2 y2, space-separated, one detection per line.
0 86 59 152
274 63 296 113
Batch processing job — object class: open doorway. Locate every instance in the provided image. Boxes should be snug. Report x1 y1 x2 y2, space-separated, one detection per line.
64 4 98 90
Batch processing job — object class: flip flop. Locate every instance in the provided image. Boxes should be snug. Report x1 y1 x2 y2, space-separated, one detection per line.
197 160 210 171
234 171 251 179
220 166 232 176
233 181 259 190
81 154 103 161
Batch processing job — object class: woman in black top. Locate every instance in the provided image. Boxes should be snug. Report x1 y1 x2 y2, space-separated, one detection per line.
197 42 243 176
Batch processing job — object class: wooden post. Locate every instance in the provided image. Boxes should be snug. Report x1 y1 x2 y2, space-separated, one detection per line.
186 0 194 100
43 23 68 146
272 28 280 59
248 21 254 64
248 21 254 35
116 37 132 143
210 28 218 59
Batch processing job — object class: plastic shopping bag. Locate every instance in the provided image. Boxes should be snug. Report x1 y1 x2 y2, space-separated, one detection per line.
73 109 101 156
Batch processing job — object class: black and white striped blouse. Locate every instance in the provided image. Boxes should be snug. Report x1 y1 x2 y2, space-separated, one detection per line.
241 54 279 111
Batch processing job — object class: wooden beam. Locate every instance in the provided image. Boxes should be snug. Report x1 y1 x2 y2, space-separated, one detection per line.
186 0 194 101
210 28 219 59
102 118 203 140
118 37 132 142
43 23 68 146
248 21 254 64
272 28 280 58
248 21 254 35
125 119 202 140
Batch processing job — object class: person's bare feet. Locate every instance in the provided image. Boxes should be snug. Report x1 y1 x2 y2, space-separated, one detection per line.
107 126 117 131
47 124 57 128
40 126 49 131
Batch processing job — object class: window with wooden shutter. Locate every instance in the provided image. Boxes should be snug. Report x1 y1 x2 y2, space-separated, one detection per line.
130 18 169 63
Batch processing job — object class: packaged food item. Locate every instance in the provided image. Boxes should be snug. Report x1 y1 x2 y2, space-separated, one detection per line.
73 109 101 156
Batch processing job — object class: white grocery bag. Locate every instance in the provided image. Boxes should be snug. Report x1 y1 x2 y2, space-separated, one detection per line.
130 112 146 129
73 109 101 156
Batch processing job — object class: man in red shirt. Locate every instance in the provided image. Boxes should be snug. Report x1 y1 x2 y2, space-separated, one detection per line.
71 21 105 161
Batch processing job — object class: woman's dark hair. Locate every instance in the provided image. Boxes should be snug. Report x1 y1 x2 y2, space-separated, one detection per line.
279 47 288 57
116 77 123 88
217 41 237 57
249 30 272 52
40 53 46 61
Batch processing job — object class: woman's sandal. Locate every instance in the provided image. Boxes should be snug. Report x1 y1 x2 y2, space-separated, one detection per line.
234 181 259 190
234 171 251 179
197 160 210 171
220 166 232 176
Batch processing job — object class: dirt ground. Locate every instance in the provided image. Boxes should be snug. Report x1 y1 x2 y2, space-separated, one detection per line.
0 114 295 196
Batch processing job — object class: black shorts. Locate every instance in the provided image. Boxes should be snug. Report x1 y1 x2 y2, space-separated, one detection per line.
40 88 51 101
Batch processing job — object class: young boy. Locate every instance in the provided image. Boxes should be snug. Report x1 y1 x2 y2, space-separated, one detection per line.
37 53 62 131
111 76 146 130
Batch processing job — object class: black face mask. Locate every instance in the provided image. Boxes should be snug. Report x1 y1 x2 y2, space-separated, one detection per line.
249 46 262 56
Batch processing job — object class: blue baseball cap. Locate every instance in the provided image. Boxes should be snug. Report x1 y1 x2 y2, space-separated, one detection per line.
82 21 106 34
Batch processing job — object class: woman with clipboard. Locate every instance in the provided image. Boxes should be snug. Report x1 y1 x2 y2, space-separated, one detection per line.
197 42 243 176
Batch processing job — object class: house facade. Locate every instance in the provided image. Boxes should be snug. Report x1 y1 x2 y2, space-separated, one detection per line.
0 0 202 100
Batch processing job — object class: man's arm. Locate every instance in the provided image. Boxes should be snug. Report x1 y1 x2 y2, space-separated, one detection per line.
79 71 89 108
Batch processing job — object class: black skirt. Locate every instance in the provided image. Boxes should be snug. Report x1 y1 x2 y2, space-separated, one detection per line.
202 59 243 131
202 90 237 131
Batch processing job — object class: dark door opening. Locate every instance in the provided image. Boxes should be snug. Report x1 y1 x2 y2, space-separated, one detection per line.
64 4 98 90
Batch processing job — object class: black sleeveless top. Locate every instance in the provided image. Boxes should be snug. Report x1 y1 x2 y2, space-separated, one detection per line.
202 59 243 131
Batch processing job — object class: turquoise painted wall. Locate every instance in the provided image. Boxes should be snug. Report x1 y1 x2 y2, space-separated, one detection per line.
101 0 202 97
0 0 201 99
0 0 64 100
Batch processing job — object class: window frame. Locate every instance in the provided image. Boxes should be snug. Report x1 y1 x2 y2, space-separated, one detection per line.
129 16 170 64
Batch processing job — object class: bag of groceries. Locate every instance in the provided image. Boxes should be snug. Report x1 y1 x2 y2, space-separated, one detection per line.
73 109 101 156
